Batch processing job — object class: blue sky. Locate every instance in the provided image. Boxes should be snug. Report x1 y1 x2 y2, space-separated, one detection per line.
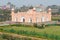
0 0 60 7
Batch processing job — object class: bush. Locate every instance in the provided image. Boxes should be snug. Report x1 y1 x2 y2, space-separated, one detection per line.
33 23 45 29
9 29 15 33
10 24 32 27
1 34 8 39
45 24 60 27
0 28 3 32
33 23 37 27
41 24 45 28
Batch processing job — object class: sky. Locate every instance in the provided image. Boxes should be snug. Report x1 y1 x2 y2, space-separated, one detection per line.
0 0 60 7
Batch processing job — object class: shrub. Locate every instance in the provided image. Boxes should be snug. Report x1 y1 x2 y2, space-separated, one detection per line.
45 23 60 27
0 28 3 32
10 24 21 27
33 23 37 27
42 24 45 28
54 35 60 40
9 29 15 33
1 34 8 39
33 23 45 29
10 24 32 27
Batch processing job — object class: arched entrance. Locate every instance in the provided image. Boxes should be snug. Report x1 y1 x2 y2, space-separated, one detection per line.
21 17 25 22
23 18 25 22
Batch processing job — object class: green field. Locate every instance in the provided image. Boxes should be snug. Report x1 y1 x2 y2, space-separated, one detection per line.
0 24 60 40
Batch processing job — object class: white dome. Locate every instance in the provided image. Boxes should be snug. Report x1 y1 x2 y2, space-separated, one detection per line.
48 8 51 11
12 8 14 11
33 7 36 10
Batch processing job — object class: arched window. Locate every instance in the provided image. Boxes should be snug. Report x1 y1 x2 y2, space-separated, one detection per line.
21 17 25 22
15 18 17 22
46 17 48 21
14 16 17 22
29 18 32 23
36 18 39 23
41 16 45 22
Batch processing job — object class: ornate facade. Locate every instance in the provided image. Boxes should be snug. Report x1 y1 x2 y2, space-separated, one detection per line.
11 7 51 23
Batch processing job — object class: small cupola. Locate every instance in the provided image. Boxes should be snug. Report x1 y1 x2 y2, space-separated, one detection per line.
11 8 14 11
48 8 51 12
48 8 51 14
33 7 36 11
11 8 15 14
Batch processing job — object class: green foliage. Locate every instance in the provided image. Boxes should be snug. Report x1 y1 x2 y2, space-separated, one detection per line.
45 24 60 27
0 9 11 21
0 34 32 40
52 15 60 21
1 29 60 40
33 23 37 27
0 24 60 39
0 29 3 32
33 23 45 29
41 24 45 28
9 29 15 33
10 24 32 27
1 34 8 39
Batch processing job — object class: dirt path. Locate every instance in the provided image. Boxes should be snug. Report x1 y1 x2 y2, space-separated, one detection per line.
0 32 47 40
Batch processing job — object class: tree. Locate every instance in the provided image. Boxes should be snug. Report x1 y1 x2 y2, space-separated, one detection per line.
7 2 15 10
7 2 11 5
29 5 33 9
20 5 29 12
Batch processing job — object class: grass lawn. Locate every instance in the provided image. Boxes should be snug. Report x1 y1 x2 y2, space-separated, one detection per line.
0 24 60 39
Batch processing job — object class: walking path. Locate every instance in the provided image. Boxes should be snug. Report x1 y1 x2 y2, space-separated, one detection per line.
0 32 47 40
0 21 60 26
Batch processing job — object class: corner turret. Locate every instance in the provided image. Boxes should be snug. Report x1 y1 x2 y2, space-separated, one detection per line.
11 8 15 14
48 8 51 14
33 7 36 11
